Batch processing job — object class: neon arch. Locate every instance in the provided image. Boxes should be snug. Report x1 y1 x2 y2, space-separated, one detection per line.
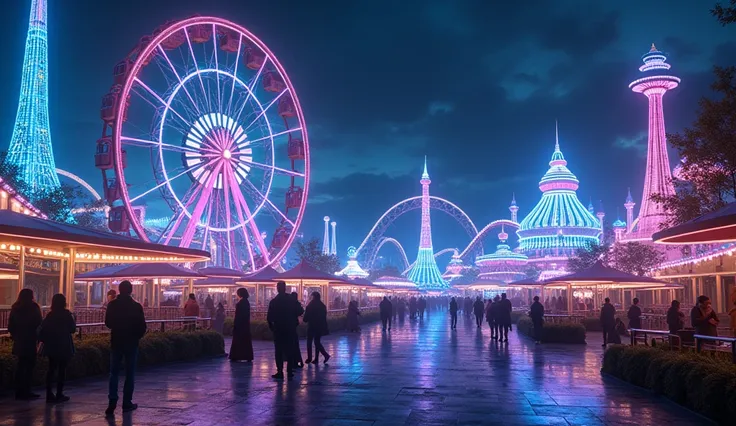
355 195 479 264
56 169 102 201
373 237 410 271
458 219 520 260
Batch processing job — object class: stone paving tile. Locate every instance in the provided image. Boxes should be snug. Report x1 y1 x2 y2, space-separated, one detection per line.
0 309 714 425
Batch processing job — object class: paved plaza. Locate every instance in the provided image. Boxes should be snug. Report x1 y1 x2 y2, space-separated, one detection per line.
0 311 712 425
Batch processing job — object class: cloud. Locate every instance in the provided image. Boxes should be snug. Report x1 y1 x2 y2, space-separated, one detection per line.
613 131 647 157
428 101 455 116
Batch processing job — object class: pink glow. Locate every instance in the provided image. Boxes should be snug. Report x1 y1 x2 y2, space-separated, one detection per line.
458 219 519 259
623 47 678 241
110 16 309 274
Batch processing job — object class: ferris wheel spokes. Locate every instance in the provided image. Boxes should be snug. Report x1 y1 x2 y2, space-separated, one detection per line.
129 161 207 204
242 89 288 132
239 177 295 228
225 33 243 115
156 44 202 116
133 77 193 128
184 28 211 113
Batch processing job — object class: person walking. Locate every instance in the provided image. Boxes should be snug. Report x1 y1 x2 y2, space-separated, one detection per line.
529 296 545 344
184 293 200 316
627 297 642 330
8 288 43 400
409 297 417 320
473 296 485 328
449 297 458 330
691 295 719 337
229 288 254 362
303 291 331 364
600 297 616 347
379 296 392 331
397 298 406 320
666 300 685 335
485 299 496 339
291 292 305 369
38 294 76 403
105 280 146 415
347 300 361 332
498 293 512 342
266 281 300 379
490 296 501 339
205 294 215 318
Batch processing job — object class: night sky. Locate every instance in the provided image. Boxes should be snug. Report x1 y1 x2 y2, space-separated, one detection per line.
0 1 734 266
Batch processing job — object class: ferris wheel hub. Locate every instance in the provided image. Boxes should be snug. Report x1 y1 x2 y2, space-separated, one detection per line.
223 149 232 159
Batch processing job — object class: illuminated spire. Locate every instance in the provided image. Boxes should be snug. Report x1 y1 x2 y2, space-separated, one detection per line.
6 0 60 192
650 42 657 52
322 216 330 255
330 221 337 255
421 155 429 180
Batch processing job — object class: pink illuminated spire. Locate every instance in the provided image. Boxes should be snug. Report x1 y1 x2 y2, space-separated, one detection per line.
624 45 680 241
419 156 432 248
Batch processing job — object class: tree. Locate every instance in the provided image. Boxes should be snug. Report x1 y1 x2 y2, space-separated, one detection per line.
368 264 402 281
295 237 341 274
610 242 665 276
567 242 610 272
454 267 479 285
32 184 76 223
0 152 30 196
713 0 736 25
74 198 109 232
524 265 541 281
651 66 736 227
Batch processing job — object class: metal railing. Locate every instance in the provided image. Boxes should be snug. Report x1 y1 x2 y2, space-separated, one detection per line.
629 328 681 349
543 314 585 324
694 334 736 364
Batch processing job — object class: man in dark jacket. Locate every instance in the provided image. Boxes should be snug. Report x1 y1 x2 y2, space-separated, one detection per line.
379 297 392 331
418 297 427 319
691 295 719 336
498 293 512 342
105 280 146 416
473 297 485 328
529 296 545 344
627 297 642 330
267 281 300 379
600 297 616 347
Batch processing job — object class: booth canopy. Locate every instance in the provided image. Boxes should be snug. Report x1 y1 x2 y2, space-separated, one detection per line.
197 266 244 278
278 261 349 284
238 266 283 284
76 263 203 281
0 210 210 263
541 261 680 289
653 202 736 245
507 277 542 287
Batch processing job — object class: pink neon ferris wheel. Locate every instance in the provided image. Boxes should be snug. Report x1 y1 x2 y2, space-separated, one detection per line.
95 16 309 273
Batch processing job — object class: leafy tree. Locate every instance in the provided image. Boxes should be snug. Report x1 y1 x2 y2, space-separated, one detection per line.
453 267 479 285
524 265 541 281
651 66 736 227
295 237 341 274
32 184 76 223
609 242 665 276
567 242 611 272
74 198 109 231
0 152 30 196
368 264 402 281
713 0 736 25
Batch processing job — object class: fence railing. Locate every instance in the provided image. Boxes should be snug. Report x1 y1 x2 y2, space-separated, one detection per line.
629 328 681 349
695 334 736 364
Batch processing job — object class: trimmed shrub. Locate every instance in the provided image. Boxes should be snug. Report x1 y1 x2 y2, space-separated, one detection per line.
602 345 736 424
223 311 382 339
510 311 526 324
517 317 586 344
0 330 224 389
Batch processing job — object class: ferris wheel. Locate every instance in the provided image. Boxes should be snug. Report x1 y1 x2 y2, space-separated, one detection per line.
94 16 309 273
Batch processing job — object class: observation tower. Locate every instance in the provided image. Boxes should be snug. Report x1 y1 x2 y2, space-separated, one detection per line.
6 0 60 192
406 158 448 289
475 226 528 283
622 44 680 242
517 124 600 265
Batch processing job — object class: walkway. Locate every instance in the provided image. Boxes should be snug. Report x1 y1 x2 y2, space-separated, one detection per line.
0 310 710 425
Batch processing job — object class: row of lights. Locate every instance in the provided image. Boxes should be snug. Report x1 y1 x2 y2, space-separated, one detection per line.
75 252 191 262
654 245 736 271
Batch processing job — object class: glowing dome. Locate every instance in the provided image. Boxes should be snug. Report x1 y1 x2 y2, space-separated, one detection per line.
336 246 369 279
613 218 627 229
475 229 528 283
518 126 601 258
374 276 418 291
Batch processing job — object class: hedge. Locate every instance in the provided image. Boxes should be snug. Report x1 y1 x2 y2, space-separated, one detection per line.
0 331 225 390
510 311 526 324
602 345 736 424
517 317 586 344
223 311 381 339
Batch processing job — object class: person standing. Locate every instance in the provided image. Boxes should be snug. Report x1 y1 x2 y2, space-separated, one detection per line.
105 280 146 415
39 294 76 403
529 296 545 344
8 288 43 400
379 296 392 331
418 297 427 319
397 298 406 319
691 295 719 337
600 297 616 347
229 288 254 362
266 281 299 379
184 293 200 317
473 296 485 328
303 291 331 364
347 300 361 332
291 292 305 369
449 297 458 330
205 294 215 318
213 303 226 335
666 300 685 335
102 289 116 311
409 297 417 320
497 293 512 342
627 297 642 330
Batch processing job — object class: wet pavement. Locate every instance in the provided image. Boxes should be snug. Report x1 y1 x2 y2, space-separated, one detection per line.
0 309 711 425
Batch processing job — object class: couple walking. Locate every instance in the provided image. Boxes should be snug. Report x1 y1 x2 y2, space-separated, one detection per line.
266 281 331 379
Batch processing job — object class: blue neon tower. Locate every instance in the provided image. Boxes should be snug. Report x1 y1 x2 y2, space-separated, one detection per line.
7 0 60 192
407 158 448 290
